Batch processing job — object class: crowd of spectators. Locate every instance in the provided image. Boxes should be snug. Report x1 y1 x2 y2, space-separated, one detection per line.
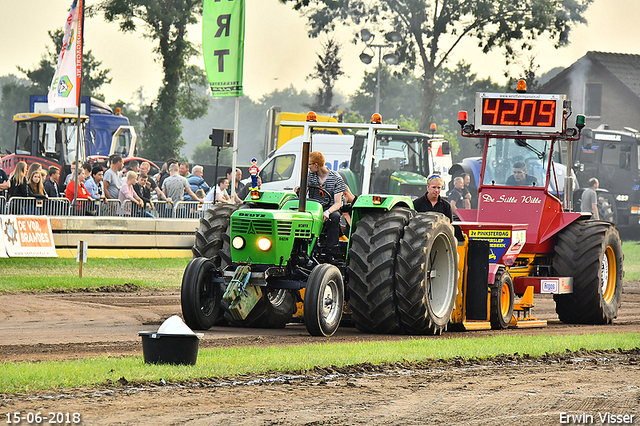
0 157 256 218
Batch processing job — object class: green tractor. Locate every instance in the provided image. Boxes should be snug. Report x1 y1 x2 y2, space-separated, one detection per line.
181 115 459 336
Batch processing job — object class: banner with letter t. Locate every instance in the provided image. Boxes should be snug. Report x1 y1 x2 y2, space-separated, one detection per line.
203 0 246 97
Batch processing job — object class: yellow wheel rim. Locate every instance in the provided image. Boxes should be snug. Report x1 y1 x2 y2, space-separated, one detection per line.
602 246 616 303
500 282 511 317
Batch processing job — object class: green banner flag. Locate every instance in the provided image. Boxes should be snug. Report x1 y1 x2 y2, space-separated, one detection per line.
203 0 245 97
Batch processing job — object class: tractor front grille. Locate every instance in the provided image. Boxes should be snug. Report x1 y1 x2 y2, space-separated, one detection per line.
232 218 273 235
294 228 312 238
277 221 292 236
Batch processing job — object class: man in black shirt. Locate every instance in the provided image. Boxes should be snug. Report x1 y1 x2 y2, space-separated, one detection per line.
413 174 453 222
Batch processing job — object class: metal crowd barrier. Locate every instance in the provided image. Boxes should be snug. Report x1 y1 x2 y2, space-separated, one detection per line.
174 201 204 219
100 199 122 217
2 197 220 218
7 197 72 216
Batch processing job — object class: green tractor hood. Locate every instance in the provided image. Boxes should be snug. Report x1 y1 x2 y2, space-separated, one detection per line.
229 199 325 266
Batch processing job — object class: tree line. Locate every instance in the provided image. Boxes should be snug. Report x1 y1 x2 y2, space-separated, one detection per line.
1 0 589 166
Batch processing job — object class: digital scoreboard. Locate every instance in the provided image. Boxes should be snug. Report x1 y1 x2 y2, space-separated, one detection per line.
474 92 565 134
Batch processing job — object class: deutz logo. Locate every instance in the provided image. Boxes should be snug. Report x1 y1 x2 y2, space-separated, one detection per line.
247 221 257 234
239 212 266 218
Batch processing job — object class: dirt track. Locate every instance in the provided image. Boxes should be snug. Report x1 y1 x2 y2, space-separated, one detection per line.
1 281 639 425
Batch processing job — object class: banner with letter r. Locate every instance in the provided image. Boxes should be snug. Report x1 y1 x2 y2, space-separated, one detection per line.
203 0 246 97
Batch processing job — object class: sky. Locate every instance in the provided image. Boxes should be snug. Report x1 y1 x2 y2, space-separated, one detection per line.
2 0 640 107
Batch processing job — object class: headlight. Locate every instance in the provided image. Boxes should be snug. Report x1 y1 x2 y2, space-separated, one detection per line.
257 237 272 251
232 236 245 250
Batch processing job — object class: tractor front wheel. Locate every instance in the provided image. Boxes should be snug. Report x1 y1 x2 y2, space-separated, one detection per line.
552 221 623 324
490 267 514 330
304 264 344 337
181 257 222 330
395 213 458 335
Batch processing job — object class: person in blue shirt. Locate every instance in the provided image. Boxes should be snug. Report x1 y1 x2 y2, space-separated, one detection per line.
185 165 210 201
84 165 105 200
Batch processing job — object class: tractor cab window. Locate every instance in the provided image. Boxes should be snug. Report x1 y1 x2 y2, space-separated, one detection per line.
359 134 426 194
16 122 31 154
38 122 58 156
483 138 550 187
602 142 632 170
260 154 295 184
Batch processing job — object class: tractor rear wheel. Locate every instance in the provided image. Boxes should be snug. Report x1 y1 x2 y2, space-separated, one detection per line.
181 257 222 330
304 264 344 337
490 267 514 329
346 207 413 333
552 221 623 324
192 203 239 262
395 213 458 335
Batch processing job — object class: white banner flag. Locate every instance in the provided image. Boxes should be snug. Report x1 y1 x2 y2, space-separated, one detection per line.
48 0 83 110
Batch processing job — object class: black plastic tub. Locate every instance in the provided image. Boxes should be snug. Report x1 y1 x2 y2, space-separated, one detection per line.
138 332 201 365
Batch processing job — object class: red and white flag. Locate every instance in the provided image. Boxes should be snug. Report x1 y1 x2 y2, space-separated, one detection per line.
48 0 83 110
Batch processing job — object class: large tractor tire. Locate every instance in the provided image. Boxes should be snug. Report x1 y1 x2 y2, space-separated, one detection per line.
304 264 344 337
395 213 458 335
192 203 240 263
181 257 222 330
552 220 623 324
489 267 514 330
347 207 413 333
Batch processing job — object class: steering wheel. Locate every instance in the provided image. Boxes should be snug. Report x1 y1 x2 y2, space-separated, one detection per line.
307 184 334 207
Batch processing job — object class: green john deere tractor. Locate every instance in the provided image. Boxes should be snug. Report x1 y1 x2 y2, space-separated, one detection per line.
181 115 459 337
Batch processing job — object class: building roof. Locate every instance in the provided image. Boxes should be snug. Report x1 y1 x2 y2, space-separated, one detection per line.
542 51 640 99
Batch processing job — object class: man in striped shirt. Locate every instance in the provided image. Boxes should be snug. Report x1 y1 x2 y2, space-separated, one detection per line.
302 151 347 257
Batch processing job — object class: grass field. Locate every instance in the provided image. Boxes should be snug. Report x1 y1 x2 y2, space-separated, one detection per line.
0 257 190 292
1 332 638 393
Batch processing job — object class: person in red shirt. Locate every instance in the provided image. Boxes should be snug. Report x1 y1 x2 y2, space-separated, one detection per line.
65 168 96 215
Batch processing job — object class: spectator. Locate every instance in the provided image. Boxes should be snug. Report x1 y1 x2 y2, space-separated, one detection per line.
204 177 232 203
125 160 139 173
0 164 10 199
133 171 154 210
26 163 47 199
119 171 145 215
179 162 190 178
8 161 29 199
43 166 61 198
139 161 168 201
65 166 95 215
158 158 178 189
413 174 453 222
103 155 124 199
448 176 464 212
195 189 206 200
581 177 600 220
63 160 77 188
226 167 245 204
162 162 203 204
461 172 473 209
84 165 104 200
186 165 210 201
